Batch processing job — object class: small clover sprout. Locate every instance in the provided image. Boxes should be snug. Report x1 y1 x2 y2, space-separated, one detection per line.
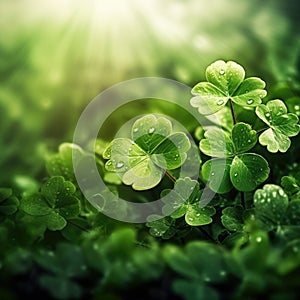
256 100 300 153
103 115 191 190
191 60 267 115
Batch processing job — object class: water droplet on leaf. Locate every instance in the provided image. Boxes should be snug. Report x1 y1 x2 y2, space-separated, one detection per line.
133 128 139 132
256 236 262 243
217 100 224 106
247 99 254 105
265 113 271 118
116 162 124 168
148 127 155 134
219 69 225 75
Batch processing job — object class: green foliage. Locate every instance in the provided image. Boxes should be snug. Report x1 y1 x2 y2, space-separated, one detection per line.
2 57 300 300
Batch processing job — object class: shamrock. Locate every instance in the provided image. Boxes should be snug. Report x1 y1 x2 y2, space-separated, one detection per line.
161 177 216 226
256 99 300 153
103 115 191 190
190 60 267 115
201 123 270 193
20 176 81 231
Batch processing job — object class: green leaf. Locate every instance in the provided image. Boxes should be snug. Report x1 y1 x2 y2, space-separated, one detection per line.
185 205 216 226
202 159 233 194
161 178 215 226
281 176 300 198
200 128 234 157
221 206 244 232
230 154 270 192
161 178 199 217
0 188 19 215
286 200 300 226
200 123 257 158
254 184 289 230
256 100 300 153
146 215 177 239
206 60 245 95
104 115 191 190
191 60 266 115
231 123 257 154
173 280 219 300
20 176 80 232
231 77 267 107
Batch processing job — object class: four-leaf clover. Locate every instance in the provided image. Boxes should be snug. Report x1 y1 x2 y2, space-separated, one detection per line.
190 60 267 115
103 115 191 190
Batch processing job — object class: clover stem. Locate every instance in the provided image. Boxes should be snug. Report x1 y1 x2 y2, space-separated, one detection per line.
164 170 177 183
229 98 237 125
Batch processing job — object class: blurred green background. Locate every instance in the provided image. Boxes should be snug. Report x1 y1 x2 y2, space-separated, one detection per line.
1 0 299 187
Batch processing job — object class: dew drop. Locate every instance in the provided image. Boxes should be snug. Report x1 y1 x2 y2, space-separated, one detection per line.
234 173 238 177
272 191 277 198
256 236 262 243
133 128 139 133
149 127 155 134
279 189 284 196
295 105 300 110
217 100 224 106
116 162 124 168
219 69 225 75
265 112 271 118
189 217 194 222
247 99 254 105
196 213 200 217
211 172 215 176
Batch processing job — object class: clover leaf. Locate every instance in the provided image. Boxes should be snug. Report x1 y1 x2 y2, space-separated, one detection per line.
221 206 244 232
254 184 289 230
200 123 269 192
146 215 177 239
103 115 191 190
281 175 300 199
20 176 81 231
161 178 216 226
46 143 104 187
256 100 300 153
191 60 267 115
0 188 19 216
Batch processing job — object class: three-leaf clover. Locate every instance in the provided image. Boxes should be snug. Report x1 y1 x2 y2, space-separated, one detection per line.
201 123 270 193
256 99 300 153
191 60 267 115
161 177 216 226
20 176 81 231
103 115 191 190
